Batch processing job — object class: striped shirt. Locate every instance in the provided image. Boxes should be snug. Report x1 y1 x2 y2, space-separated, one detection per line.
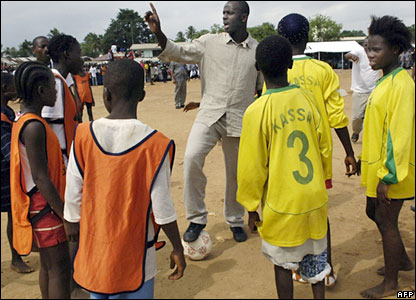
1 105 15 211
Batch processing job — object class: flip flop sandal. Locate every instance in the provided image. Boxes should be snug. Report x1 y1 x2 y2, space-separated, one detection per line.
292 270 308 284
325 272 338 287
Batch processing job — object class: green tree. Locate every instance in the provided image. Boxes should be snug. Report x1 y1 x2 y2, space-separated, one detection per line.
102 9 154 51
17 39 33 57
175 31 186 42
408 24 415 44
247 22 276 42
186 26 197 41
341 30 366 37
210 24 224 34
194 29 210 40
309 14 342 42
47 27 63 40
82 33 104 57
2 46 18 57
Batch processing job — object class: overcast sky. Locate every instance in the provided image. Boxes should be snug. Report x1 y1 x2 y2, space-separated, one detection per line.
1 1 415 49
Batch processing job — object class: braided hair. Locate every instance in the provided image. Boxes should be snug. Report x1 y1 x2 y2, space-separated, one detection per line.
14 61 53 103
278 13 310 45
48 34 78 63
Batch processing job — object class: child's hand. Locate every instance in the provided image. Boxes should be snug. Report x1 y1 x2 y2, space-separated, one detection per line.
248 211 260 233
183 102 200 112
64 220 80 243
344 155 357 177
168 249 186 280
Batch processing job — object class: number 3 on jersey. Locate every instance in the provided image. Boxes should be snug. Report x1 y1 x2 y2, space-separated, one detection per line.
287 130 314 185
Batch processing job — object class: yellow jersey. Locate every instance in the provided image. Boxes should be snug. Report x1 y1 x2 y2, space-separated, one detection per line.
361 67 415 199
237 85 331 247
263 56 349 179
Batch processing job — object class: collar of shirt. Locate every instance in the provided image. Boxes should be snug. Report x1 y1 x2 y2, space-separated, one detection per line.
225 32 255 49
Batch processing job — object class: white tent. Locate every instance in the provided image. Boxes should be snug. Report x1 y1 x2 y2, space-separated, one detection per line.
305 41 362 68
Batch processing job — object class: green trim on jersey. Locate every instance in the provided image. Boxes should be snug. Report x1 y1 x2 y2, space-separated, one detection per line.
382 129 399 185
376 67 404 87
292 56 312 61
263 85 299 95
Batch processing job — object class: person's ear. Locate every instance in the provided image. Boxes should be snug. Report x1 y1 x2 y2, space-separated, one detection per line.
138 90 146 102
241 13 248 24
103 87 111 103
288 59 294 70
392 45 401 56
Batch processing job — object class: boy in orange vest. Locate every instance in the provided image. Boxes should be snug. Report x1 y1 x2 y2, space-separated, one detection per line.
10 62 71 298
1 72 34 274
73 65 95 122
64 59 186 298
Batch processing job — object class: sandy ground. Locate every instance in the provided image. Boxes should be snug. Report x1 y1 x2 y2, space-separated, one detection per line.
1 70 415 299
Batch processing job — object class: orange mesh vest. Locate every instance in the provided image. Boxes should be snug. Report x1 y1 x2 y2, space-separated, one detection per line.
73 73 93 104
1 111 13 125
10 113 66 255
72 122 175 294
54 72 78 154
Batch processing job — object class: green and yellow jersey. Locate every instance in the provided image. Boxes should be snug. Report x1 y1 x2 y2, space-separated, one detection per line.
361 67 415 199
262 55 349 180
237 85 331 247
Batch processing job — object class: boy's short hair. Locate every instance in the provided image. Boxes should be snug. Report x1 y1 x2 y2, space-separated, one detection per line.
256 35 293 79
48 34 78 63
104 59 144 100
368 15 411 55
277 13 309 45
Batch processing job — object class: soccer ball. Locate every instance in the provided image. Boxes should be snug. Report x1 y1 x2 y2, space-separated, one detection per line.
182 230 212 261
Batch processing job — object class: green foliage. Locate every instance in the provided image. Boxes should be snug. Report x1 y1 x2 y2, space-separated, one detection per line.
175 31 186 42
81 33 104 58
102 8 154 52
309 14 342 42
17 39 33 57
210 24 224 34
47 28 63 40
247 22 276 42
408 24 415 43
186 26 197 41
2 46 18 57
341 30 366 37
194 29 210 40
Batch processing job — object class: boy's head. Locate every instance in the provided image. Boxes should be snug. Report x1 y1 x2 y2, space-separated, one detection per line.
277 13 309 47
1 72 17 105
14 61 56 107
32 36 50 65
256 35 293 81
368 15 411 56
103 59 145 111
48 34 82 74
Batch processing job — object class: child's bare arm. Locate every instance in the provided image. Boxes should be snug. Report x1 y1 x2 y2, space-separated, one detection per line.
161 221 186 280
21 121 64 219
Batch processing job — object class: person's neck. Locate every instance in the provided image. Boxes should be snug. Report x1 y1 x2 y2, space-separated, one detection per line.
292 47 305 56
106 101 138 120
20 101 43 116
53 62 69 78
230 28 248 44
265 75 289 90
383 60 401 77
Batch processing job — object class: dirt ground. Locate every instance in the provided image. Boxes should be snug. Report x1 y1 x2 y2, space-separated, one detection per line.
1 70 415 299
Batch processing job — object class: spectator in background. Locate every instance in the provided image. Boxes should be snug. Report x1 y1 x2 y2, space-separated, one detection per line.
89 65 97 86
344 38 380 143
170 61 189 109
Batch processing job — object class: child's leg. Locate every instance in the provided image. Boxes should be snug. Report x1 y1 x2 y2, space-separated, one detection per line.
7 210 33 273
40 242 71 299
311 280 325 299
39 251 49 299
361 199 410 298
274 265 294 299
86 104 93 121
326 218 334 276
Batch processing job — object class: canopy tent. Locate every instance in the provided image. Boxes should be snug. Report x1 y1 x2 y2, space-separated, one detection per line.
305 41 362 69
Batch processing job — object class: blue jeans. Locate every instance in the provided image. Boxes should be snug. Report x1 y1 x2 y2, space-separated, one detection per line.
90 278 154 299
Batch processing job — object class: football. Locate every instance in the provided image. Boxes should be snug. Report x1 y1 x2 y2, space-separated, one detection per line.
182 230 212 261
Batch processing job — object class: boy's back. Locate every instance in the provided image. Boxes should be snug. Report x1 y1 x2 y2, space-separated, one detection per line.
237 85 331 247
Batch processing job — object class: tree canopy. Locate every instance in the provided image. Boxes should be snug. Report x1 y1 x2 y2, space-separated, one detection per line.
309 14 342 42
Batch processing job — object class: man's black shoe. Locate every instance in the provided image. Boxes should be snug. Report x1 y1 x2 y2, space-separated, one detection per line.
230 227 247 242
183 223 206 242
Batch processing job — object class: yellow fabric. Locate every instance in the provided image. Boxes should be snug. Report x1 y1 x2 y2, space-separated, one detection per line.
262 56 349 179
360 68 415 198
237 86 330 247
